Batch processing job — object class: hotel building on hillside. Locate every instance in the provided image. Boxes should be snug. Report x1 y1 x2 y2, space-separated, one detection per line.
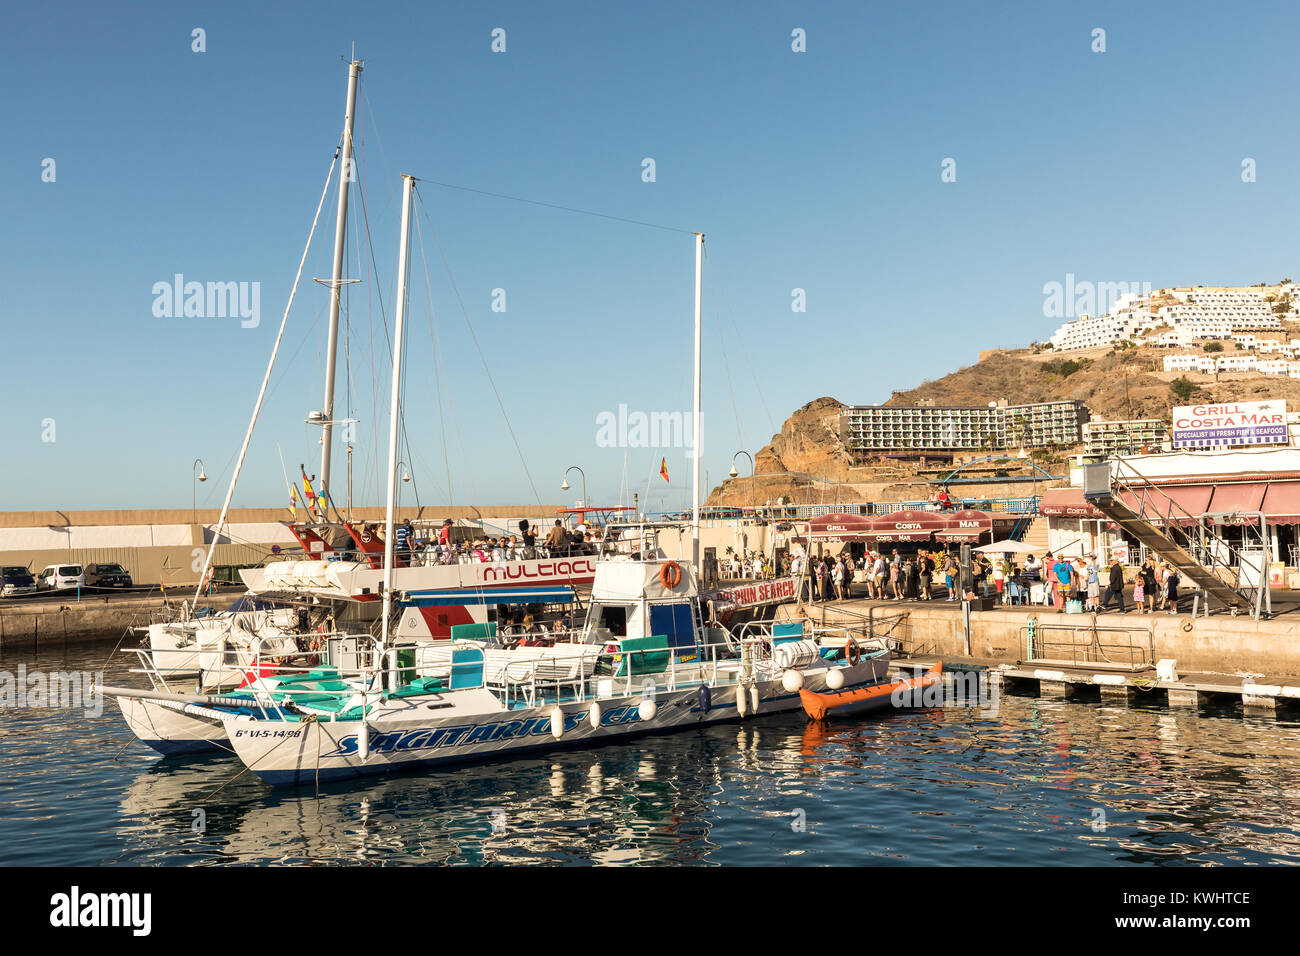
841 400 1087 461
1082 419 1169 457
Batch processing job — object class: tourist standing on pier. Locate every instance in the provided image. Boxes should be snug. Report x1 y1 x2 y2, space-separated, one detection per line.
1041 553 1057 606
1102 557 1127 613
1164 564 1181 614
1138 559 1157 613
1156 563 1171 611
1085 556 1101 612
918 550 934 600
1051 555 1074 611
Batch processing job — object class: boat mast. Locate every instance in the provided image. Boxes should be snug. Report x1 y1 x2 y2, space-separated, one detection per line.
692 232 704 571
380 174 415 651
317 57 363 515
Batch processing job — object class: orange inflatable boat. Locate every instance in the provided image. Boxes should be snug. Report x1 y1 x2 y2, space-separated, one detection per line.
799 662 944 721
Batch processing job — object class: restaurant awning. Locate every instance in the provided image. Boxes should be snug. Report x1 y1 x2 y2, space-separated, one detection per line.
1039 488 1105 518
1207 482 1268 524
807 512 874 541
1261 482 1300 525
866 509 948 542
1115 483 1214 525
934 509 993 543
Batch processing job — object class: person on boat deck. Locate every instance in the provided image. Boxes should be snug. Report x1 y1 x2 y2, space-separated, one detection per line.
546 519 567 555
519 520 536 558
438 518 454 547
395 518 414 560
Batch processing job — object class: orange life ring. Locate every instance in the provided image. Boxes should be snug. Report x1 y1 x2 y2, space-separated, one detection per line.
660 562 683 589
845 640 862 666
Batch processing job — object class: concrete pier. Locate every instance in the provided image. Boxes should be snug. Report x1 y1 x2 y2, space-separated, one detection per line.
785 597 1300 678
0 590 240 648
792 597 1300 721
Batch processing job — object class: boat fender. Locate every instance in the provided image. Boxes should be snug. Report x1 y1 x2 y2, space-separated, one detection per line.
359 719 370 761
697 684 712 714
638 698 657 721
782 670 804 693
588 701 602 730
826 669 845 691
736 684 749 717
749 686 760 714
550 706 565 739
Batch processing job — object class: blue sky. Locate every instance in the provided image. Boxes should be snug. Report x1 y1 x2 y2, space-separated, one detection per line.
5 1 1299 514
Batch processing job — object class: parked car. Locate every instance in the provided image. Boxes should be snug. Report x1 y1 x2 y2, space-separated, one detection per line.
84 563 133 589
0 566 37 598
38 564 85 591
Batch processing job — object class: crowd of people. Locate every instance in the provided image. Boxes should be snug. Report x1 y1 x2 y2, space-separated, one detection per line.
782 546 1185 614
347 517 616 566
721 551 783 580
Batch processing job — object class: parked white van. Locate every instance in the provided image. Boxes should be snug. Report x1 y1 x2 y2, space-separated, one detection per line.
38 564 85 591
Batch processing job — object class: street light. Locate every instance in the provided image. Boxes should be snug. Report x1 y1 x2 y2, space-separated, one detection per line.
729 450 755 510
561 465 587 506
192 458 207 528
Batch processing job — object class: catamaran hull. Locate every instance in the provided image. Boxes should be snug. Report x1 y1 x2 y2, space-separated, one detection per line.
116 695 246 755
227 659 888 786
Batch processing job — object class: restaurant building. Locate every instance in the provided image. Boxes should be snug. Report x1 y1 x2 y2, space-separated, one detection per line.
1038 447 1300 572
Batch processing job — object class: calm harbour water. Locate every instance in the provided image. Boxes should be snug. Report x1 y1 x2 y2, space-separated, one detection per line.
2 640 1299 866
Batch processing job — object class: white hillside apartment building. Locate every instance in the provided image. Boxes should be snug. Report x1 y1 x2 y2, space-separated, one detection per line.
1050 283 1300 377
1049 284 1295 352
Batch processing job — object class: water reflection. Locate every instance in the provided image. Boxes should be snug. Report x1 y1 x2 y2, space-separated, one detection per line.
2 642 1299 865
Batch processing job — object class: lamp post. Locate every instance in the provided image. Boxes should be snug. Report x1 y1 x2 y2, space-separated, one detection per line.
192 458 207 528
394 459 417 514
728 450 755 501
561 466 587 507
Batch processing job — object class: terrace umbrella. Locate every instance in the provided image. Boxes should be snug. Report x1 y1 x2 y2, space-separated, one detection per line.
972 539 1037 554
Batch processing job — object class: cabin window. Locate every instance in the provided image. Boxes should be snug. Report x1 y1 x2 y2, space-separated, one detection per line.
600 605 628 637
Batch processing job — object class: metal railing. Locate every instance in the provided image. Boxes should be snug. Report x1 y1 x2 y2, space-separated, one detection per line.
1019 618 1154 670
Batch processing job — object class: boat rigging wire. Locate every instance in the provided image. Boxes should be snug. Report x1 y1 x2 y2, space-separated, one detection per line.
413 210 457 510
191 146 341 606
416 178 695 236
414 190 544 506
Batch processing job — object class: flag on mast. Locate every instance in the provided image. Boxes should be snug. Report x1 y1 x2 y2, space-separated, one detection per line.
659 457 670 483
289 485 302 520
300 465 319 516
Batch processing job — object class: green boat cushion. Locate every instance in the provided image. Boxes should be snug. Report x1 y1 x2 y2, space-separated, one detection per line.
613 634 671 678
